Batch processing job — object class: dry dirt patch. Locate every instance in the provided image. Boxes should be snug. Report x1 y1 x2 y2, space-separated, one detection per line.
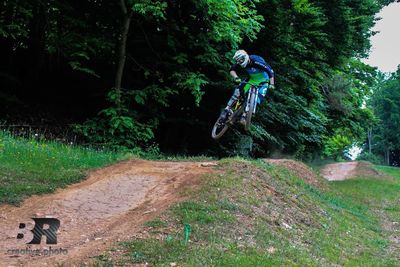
320 161 386 181
0 159 215 266
320 161 358 181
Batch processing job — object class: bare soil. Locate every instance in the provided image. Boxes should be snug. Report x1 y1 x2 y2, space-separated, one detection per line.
0 159 390 266
320 161 385 181
0 160 215 266
320 161 359 181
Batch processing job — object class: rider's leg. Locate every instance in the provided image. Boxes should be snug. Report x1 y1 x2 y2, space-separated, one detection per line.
225 81 246 109
257 83 269 104
221 82 246 120
225 87 241 110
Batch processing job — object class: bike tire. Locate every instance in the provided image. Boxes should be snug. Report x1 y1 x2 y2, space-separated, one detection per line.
211 117 229 139
244 90 256 131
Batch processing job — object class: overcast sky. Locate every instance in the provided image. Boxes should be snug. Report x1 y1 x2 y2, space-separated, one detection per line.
362 2 400 73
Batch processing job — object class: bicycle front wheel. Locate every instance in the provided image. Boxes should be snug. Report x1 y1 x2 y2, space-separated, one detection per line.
211 116 229 139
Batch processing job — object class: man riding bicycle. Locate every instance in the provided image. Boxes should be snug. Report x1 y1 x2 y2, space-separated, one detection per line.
221 50 275 125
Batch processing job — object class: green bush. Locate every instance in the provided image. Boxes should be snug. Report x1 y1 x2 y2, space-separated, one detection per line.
357 152 385 165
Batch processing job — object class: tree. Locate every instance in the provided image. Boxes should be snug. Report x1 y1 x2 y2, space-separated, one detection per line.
238 0 380 159
367 68 400 165
0 0 390 157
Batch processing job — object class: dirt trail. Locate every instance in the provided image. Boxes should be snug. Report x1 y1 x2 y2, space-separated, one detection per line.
320 161 359 181
0 159 216 266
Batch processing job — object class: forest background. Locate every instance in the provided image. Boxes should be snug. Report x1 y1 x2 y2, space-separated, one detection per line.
1 0 400 165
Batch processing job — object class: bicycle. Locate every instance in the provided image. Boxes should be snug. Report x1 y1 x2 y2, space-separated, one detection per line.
211 82 264 139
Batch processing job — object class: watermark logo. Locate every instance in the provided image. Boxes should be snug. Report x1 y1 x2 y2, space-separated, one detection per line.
17 218 60 244
6 218 68 257
7 247 68 256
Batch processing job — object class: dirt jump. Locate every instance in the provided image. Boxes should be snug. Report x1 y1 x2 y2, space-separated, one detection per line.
320 161 382 181
265 159 323 187
0 159 383 266
0 160 216 266
320 161 359 181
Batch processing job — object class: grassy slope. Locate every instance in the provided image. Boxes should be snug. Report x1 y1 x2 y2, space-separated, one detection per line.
101 159 400 267
0 132 124 205
1 133 398 265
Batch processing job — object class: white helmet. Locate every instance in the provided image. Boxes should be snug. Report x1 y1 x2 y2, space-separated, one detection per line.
233 50 250 68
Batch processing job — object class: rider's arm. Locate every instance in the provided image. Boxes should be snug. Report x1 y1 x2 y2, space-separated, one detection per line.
253 61 275 85
229 64 240 79
230 70 239 79
270 76 275 86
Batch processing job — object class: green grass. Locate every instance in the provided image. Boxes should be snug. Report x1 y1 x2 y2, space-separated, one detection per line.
2 133 398 266
0 131 215 205
375 165 400 180
144 218 169 228
100 159 400 267
0 131 125 204
327 165 400 266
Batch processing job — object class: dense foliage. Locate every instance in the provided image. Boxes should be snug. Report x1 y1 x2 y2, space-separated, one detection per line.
360 67 400 165
0 0 396 158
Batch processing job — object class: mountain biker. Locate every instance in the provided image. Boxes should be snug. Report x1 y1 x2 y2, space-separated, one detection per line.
221 50 275 125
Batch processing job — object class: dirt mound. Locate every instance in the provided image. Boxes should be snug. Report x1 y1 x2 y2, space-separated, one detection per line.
354 161 383 178
320 161 358 181
264 159 322 187
320 161 385 181
0 159 216 266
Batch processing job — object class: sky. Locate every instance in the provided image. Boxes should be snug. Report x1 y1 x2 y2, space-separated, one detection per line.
362 2 400 73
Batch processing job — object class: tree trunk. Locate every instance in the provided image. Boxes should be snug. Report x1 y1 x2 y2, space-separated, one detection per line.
367 128 372 154
385 148 390 166
114 0 133 108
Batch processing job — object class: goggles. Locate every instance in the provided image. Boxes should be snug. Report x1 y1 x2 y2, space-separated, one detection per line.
236 56 246 64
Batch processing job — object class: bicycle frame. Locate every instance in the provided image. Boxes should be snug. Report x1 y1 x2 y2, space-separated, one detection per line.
211 81 265 139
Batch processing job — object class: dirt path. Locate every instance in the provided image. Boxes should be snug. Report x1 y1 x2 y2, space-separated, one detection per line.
0 159 216 266
320 161 359 181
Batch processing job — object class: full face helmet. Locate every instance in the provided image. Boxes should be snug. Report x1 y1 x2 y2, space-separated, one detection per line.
233 50 250 68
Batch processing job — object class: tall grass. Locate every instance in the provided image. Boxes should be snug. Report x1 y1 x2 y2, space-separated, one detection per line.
0 131 124 204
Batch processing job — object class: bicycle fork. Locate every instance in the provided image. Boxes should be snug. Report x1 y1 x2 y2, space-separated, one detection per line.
245 87 258 114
